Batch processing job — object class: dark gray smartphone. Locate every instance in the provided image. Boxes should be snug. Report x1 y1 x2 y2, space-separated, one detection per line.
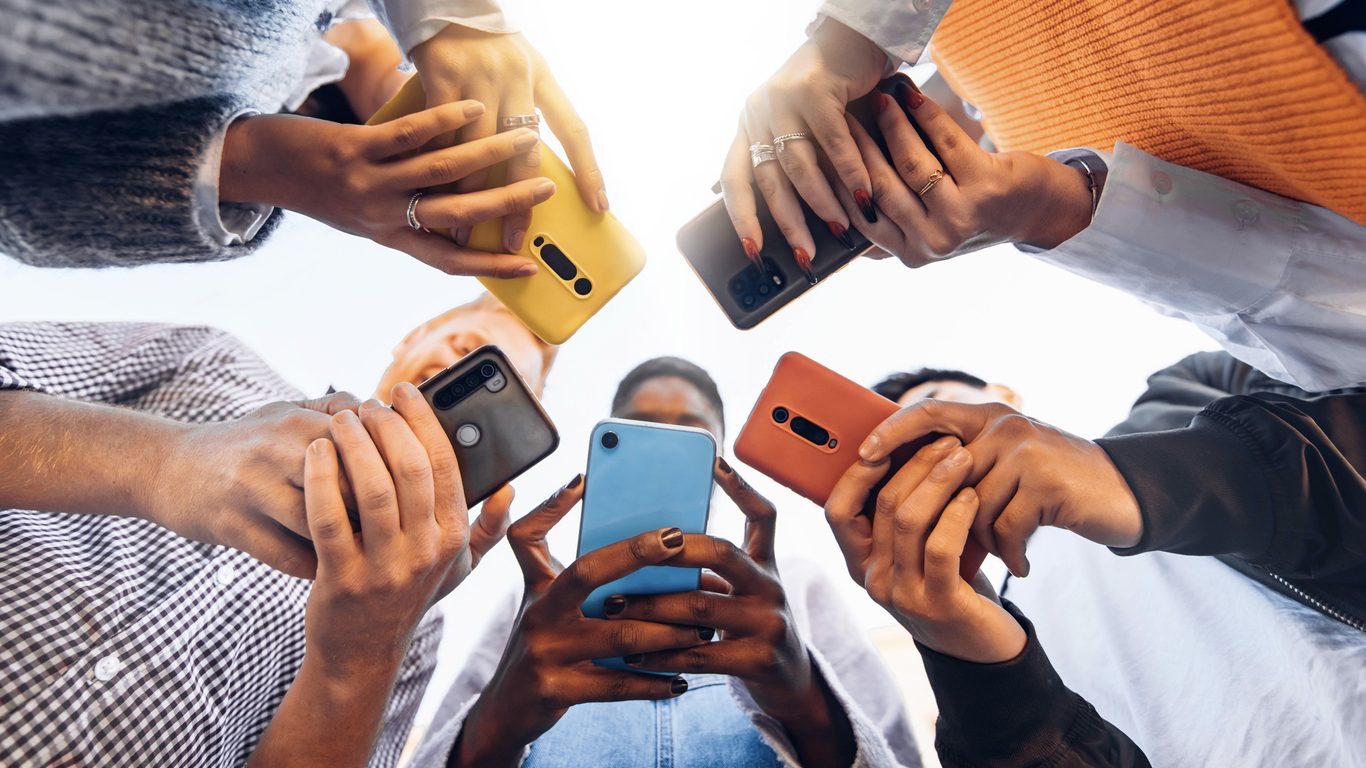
417 345 559 506
676 73 938 330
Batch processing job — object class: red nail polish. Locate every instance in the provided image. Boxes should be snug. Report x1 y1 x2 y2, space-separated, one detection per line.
793 247 817 286
899 80 925 110
853 189 878 223
740 236 768 275
875 93 891 115
827 221 856 250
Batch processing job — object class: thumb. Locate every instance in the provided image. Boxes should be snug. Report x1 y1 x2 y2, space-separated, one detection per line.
294 390 363 416
470 485 515 569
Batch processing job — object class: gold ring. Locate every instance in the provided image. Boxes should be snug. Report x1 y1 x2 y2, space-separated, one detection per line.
917 169 946 197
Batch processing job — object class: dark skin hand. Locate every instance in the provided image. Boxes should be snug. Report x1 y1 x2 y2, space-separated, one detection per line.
451 476 707 768
859 400 1142 578
609 460 857 768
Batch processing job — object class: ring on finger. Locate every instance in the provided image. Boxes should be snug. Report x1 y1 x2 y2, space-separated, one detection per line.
406 192 429 231
772 132 813 153
499 114 540 131
917 169 948 197
750 143 777 167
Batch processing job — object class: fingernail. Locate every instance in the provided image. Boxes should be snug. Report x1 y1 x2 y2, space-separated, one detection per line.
944 446 970 467
859 433 880 461
717 457 733 474
463 101 486 118
932 435 960 452
671 676 689 694
740 237 765 275
958 487 977 503
567 473 583 490
597 189 610 212
853 189 878 223
696 626 715 642
897 81 925 110
1021 556 1031 577
455 227 471 246
534 180 556 199
793 247 816 286
827 221 855 250
335 410 358 425
514 264 537 278
509 230 525 252
394 381 419 400
624 653 644 665
604 595 626 616
513 130 539 151
309 438 328 455
361 398 383 411
875 92 891 115
661 528 684 549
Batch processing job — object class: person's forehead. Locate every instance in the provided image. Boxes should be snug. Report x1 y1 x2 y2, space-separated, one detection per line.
897 380 979 405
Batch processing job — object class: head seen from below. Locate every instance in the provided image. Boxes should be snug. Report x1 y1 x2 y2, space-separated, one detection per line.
611 357 725 442
874 367 1022 409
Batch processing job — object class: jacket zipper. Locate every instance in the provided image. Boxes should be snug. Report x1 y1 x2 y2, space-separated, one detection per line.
1267 571 1366 633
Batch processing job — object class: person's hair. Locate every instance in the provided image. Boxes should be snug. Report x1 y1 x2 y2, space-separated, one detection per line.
872 368 988 403
612 357 724 429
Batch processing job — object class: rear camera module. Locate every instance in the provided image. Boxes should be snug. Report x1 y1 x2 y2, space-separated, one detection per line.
790 416 830 447
772 407 789 423
479 363 496 378
729 258 785 313
601 430 619 449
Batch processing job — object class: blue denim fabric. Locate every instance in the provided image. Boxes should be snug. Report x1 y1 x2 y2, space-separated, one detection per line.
523 674 783 768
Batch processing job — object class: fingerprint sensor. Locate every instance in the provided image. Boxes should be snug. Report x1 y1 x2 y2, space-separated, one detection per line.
455 424 481 447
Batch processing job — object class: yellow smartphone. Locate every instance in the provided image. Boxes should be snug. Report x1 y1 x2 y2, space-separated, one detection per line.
368 76 646 345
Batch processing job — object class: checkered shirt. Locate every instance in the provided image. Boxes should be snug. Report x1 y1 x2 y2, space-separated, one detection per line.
0 322 441 768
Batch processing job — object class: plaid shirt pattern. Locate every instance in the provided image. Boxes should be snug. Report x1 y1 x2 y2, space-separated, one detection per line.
0 322 440 768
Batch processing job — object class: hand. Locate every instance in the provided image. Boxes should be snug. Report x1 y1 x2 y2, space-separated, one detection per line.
147 391 363 579
608 460 856 768
826 437 1026 663
454 476 704 768
411 25 605 253
219 104 555 278
827 83 1093 267
859 400 1143 577
719 18 886 278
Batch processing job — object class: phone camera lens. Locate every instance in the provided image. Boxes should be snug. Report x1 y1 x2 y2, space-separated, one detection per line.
742 295 756 307
757 284 771 295
601 430 619 449
434 390 455 408
533 236 545 247
452 384 465 397
730 279 747 295
772 407 789 424
574 277 593 296
465 373 480 387
479 363 496 378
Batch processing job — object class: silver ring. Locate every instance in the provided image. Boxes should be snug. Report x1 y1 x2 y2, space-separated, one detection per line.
406 192 426 230
750 143 777 167
500 114 540 131
772 132 812 153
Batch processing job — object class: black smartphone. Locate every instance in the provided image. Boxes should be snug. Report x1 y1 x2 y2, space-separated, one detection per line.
676 73 939 330
417 345 559 506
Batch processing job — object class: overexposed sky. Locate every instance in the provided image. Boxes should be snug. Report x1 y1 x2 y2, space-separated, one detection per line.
0 0 1216 725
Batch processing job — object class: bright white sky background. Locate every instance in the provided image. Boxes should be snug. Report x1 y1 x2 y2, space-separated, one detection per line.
0 0 1216 730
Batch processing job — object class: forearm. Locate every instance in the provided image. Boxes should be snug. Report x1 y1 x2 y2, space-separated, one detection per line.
247 656 404 768
0 390 187 519
771 673 857 768
326 19 407 122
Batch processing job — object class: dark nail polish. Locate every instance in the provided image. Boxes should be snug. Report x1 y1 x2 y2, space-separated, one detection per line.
604 595 626 616
874 92 891 115
624 653 644 665
661 528 684 549
567 474 583 490
793 247 817 286
899 81 925 110
717 457 733 474
740 237 766 275
853 189 878 223
671 676 689 694
696 626 715 642
827 221 856 250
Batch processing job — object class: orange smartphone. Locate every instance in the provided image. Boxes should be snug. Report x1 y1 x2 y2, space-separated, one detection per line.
733 352 988 579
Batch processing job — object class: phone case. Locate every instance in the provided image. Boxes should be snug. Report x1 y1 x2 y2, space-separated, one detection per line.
675 74 937 331
733 352 986 578
368 76 647 345
578 419 717 672
417 346 559 506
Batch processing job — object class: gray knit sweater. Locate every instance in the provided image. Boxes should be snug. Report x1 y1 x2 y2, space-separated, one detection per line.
0 0 334 267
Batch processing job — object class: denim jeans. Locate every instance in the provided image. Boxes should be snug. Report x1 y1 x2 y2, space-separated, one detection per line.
523 674 783 768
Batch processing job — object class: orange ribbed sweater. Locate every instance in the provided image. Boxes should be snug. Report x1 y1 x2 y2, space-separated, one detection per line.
930 0 1366 224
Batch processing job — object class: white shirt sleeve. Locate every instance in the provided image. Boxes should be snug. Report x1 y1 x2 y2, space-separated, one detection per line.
367 0 517 63
1031 140 1366 392
192 110 274 248
807 0 954 70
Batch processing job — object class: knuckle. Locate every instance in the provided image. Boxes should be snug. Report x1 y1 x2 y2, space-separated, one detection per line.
427 449 458 479
607 622 641 656
608 673 634 702
627 534 653 564
396 454 433 486
359 484 397 511
426 156 459 186
559 561 595 594
875 487 901 517
687 592 715 622
925 538 956 566
754 173 783 199
681 647 709 674
892 512 919 537
936 130 962 154
897 155 923 180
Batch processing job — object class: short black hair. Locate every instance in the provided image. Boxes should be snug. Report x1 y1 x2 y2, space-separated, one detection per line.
872 368 988 403
612 357 724 430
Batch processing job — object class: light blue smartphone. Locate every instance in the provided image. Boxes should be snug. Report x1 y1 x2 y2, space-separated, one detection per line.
577 418 717 672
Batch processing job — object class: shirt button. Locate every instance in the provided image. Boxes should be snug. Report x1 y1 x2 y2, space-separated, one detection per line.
1152 171 1173 194
94 654 122 682
1235 199 1258 222
216 564 237 586
912 0 932 11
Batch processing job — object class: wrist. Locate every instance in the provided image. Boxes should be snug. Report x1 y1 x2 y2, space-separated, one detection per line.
452 698 529 768
1016 155 1094 250
220 116 267 205
130 420 196 527
908 609 1028 664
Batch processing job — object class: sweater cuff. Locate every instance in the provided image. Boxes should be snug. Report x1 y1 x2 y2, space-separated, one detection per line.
1097 410 1274 559
916 601 1079 765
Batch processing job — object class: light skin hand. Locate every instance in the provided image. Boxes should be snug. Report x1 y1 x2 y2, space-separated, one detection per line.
858 399 1143 577
247 382 494 767
608 460 856 768
826 440 1027 664
453 477 699 768
410 24 606 252
219 103 555 278
824 84 1093 268
720 17 886 267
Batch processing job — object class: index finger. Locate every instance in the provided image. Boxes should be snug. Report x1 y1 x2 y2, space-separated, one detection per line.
549 526 686 606
659 534 775 598
536 73 608 213
800 95 874 222
824 457 890 583
860 399 1000 463
714 459 775 566
507 475 584 591
367 100 487 160
390 381 466 532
